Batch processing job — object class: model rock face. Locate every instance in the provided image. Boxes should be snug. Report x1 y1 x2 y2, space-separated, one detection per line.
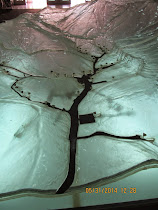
0 0 158 199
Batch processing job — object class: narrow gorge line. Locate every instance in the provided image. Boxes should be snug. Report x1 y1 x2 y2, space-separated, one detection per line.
77 131 154 143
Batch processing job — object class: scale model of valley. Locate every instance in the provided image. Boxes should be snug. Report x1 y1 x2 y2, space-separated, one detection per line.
0 0 158 200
